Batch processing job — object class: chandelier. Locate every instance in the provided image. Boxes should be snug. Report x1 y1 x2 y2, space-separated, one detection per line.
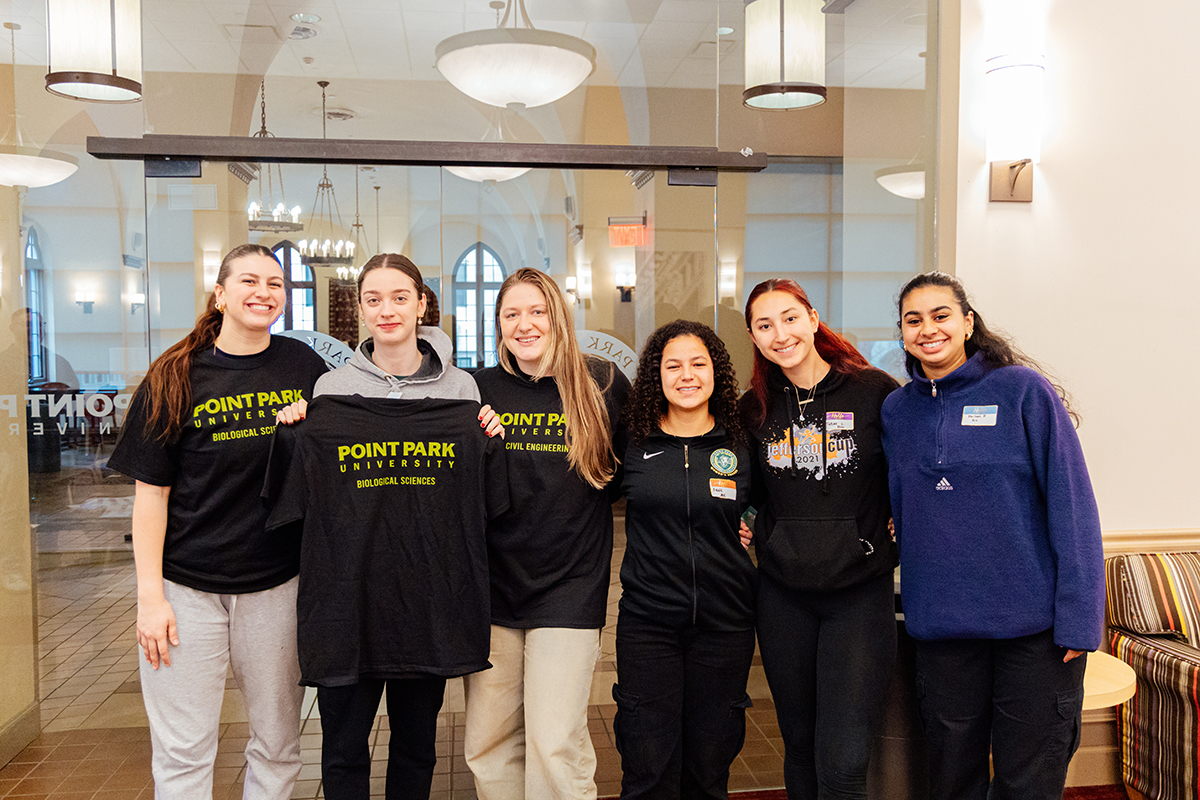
435 0 595 110
0 23 78 188
247 81 302 233
298 81 353 266
743 0 827 110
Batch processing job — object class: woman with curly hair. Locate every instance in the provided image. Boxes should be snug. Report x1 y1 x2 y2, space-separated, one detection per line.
612 319 756 800
741 279 898 800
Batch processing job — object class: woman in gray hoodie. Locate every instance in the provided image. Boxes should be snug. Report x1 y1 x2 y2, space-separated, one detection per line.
281 252 501 800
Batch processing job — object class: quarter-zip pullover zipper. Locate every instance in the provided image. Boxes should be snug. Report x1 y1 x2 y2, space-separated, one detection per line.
684 443 698 626
935 385 946 465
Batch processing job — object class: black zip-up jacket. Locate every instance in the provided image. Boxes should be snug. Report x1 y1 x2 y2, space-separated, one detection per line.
617 425 756 631
745 366 899 593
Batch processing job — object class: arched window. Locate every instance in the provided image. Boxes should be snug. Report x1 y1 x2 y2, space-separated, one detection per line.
24 228 45 381
269 241 316 333
452 243 506 368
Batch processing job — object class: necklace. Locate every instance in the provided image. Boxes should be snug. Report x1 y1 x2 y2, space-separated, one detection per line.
793 382 818 417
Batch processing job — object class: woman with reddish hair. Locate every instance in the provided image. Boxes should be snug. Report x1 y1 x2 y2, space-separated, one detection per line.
740 279 899 800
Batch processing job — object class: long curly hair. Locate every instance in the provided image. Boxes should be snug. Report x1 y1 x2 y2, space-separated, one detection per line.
622 320 743 447
898 271 1079 425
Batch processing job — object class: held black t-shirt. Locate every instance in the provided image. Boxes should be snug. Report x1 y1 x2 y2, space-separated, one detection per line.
474 357 630 629
264 395 510 686
107 336 328 594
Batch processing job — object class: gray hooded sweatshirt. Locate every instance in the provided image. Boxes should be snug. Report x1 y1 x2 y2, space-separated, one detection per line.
313 326 480 402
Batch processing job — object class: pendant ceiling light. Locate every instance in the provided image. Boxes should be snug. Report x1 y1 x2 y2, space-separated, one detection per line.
743 0 827 110
0 23 78 188
435 0 595 110
445 115 531 183
298 81 353 266
45 0 142 102
247 81 303 233
875 164 926 200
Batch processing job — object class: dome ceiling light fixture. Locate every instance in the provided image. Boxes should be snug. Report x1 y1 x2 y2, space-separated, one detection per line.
435 0 596 110
0 23 78 188
743 0 827 111
44 0 142 102
445 114 532 184
874 163 926 200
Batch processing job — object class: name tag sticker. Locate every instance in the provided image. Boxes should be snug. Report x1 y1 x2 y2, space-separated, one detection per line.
962 405 998 426
826 412 854 431
710 478 737 500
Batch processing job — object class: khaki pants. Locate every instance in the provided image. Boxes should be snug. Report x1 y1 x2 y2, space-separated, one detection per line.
464 625 600 800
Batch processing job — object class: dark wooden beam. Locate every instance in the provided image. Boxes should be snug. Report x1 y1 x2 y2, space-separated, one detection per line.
86 134 769 173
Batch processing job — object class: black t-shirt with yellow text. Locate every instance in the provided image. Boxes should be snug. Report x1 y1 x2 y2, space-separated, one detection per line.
476 357 630 629
107 336 328 594
264 395 510 686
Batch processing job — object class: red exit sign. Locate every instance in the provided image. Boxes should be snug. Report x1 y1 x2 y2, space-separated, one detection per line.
609 224 645 248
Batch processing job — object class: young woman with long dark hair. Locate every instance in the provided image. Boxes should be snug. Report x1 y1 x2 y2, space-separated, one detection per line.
740 278 899 800
464 267 629 800
612 319 756 800
288 252 502 800
882 272 1103 800
108 244 329 799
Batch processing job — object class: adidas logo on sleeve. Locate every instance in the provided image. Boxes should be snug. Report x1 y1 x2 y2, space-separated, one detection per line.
935 477 953 491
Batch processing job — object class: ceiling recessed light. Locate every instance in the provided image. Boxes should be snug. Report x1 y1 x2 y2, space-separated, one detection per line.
716 26 734 35
291 12 320 23
902 13 927 27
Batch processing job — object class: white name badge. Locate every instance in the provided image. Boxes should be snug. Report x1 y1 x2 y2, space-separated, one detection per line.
962 405 998 426
826 412 854 431
710 478 737 500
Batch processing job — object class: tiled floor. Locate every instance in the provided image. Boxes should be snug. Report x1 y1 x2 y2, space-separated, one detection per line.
4 509 787 799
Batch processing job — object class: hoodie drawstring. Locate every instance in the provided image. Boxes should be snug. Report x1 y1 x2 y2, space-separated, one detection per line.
820 393 830 495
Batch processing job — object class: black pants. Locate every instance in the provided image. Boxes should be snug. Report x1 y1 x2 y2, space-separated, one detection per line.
613 616 756 800
756 571 897 800
317 677 446 800
914 629 1086 800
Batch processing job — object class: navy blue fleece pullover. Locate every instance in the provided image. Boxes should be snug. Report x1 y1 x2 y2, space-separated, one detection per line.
881 353 1104 651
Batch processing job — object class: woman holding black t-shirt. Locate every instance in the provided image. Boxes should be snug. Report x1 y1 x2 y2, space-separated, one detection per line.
464 268 629 800
108 244 328 800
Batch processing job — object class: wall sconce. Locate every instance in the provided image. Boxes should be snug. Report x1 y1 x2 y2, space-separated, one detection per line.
743 0 826 110
984 0 1044 202
45 0 143 102
203 249 221 287
565 276 580 305
75 291 96 313
615 266 636 303
718 261 738 305
130 292 145 314
578 263 593 305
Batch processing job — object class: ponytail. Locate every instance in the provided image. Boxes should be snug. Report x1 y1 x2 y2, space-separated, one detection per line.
134 244 277 441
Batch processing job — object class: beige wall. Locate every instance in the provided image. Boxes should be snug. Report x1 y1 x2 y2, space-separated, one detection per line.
0 177 40 761
950 0 1200 534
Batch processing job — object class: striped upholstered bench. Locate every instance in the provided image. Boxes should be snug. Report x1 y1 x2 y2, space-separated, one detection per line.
1107 552 1200 800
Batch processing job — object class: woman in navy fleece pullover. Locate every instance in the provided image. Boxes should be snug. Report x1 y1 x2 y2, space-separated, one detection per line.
881 272 1104 800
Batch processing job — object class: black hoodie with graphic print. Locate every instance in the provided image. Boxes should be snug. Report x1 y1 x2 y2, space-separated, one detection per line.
743 366 899 593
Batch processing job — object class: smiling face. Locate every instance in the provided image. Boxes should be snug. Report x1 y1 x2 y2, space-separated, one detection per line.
660 334 715 415
212 253 286 336
900 285 975 380
498 282 553 374
748 290 823 380
358 266 427 348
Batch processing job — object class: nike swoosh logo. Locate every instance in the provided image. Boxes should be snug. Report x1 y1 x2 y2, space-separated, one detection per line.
643 451 664 460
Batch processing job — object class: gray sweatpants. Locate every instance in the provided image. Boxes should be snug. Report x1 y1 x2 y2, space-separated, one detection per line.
140 577 303 800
